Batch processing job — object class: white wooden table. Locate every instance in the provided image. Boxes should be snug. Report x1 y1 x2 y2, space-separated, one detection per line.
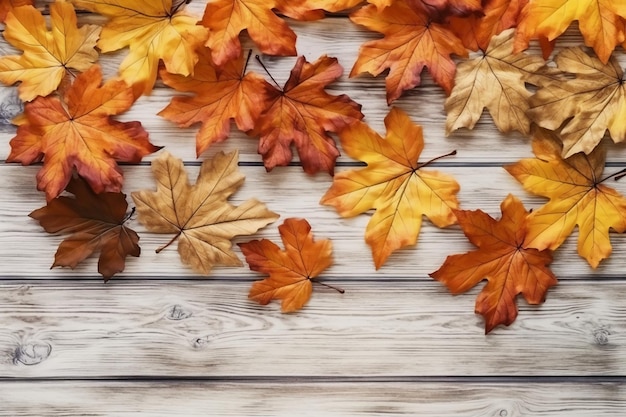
1 4 626 416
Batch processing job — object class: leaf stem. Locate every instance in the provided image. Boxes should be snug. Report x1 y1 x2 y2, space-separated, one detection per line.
314 281 345 294
123 207 136 224
156 232 181 253
242 49 252 78
255 55 282 89
417 149 457 169
601 167 626 182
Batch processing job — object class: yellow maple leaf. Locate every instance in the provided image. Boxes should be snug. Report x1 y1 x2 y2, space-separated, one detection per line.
505 127 626 268
71 0 208 95
0 1 100 101
321 107 460 269
514 0 626 64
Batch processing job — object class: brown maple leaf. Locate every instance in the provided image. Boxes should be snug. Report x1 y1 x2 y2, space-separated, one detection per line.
29 176 140 281
321 107 460 268
201 0 302 67
514 0 626 64
131 151 279 275
505 127 626 268
71 0 208 95
528 47 626 157
350 1 467 104
449 0 527 51
239 218 338 312
445 29 546 136
250 55 363 175
7 65 160 201
159 49 273 157
0 1 100 101
430 194 558 333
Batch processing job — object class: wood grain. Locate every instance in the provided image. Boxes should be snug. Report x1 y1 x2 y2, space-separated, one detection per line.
1 380 625 416
1 165 625 279
0 281 623 378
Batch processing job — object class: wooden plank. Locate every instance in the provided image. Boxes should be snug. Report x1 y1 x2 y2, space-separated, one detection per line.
0 281 623 378
1 380 625 416
1 164 625 279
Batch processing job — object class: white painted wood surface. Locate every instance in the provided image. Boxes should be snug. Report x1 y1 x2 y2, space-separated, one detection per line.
1 4 626 416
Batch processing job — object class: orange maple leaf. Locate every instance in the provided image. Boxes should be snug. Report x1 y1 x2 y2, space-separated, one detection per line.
0 0 32 22
0 1 100 101
350 2 467 104
450 0 527 51
251 55 363 175
201 0 302 67
413 0 482 15
159 49 273 157
321 107 460 269
514 0 626 64
7 65 160 201
505 128 626 268
430 194 558 333
71 0 208 95
29 176 140 281
239 218 335 312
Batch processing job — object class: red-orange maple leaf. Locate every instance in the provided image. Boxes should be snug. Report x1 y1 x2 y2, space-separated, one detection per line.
239 218 335 312
0 0 32 22
159 49 272 157
201 0 302 66
7 65 160 201
250 55 363 175
29 176 140 281
350 2 467 103
430 194 558 333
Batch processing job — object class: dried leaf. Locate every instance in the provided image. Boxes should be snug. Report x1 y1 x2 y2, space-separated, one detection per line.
159 49 272 157
251 55 363 175
528 47 626 157
0 1 100 101
7 65 160 201
430 194 558 333
350 2 467 104
239 218 334 312
0 0 32 23
321 107 459 268
505 127 626 268
132 151 279 275
445 29 546 135
29 176 140 280
71 0 208 95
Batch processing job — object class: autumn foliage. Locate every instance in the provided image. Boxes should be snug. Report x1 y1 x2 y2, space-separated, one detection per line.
3 0 626 331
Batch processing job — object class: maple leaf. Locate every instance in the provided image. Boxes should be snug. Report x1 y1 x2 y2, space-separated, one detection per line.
131 151 279 275
201 0 303 67
0 1 100 101
528 47 626 157
350 2 467 104
239 218 337 312
29 176 140 281
430 194 558 333
449 0 528 51
250 55 363 175
320 107 459 268
0 0 32 22
445 29 546 136
159 49 272 157
514 0 626 64
413 0 482 15
7 65 160 201
71 0 208 96
505 127 626 268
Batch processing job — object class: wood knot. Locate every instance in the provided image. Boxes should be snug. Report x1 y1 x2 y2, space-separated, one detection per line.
193 335 211 349
166 304 192 321
14 341 52 365
593 328 610 345
499 410 508 417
